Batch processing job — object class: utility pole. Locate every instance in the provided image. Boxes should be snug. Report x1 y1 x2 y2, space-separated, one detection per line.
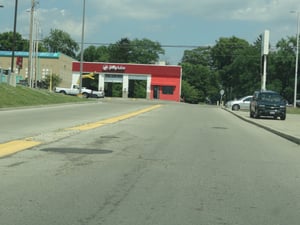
79 0 86 94
293 12 299 108
11 0 18 74
28 0 35 87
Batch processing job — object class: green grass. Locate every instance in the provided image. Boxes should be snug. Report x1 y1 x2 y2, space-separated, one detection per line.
287 106 300 114
0 83 89 108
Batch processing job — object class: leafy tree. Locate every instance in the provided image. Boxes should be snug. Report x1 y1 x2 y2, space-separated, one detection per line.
83 45 110 62
181 47 220 103
108 38 131 63
268 37 296 102
82 45 97 62
128 80 146 98
182 46 212 67
0 32 28 51
43 73 62 90
229 43 261 97
181 80 201 104
129 38 165 64
96 46 110 62
106 38 165 64
211 36 252 100
181 63 209 101
43 29 79 58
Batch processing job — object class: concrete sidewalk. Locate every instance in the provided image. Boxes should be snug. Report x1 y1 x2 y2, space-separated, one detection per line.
224 108 300 145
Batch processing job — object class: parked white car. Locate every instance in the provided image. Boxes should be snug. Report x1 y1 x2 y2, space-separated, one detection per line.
226 95 253 111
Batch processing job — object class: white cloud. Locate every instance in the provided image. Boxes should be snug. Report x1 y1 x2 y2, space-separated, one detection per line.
60 9 65 17
9 0 300 59
88 0 300 22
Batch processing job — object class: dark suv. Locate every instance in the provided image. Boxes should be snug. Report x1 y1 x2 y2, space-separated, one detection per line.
250 90 286 120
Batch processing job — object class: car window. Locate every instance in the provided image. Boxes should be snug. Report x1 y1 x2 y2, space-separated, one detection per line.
260 93 281 102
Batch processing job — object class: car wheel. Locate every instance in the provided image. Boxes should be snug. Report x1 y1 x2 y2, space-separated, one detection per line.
250 111 254 118
232 104 240 111
82 92 89 98
254 108 260 119
59 91 66 95
280 114 286 120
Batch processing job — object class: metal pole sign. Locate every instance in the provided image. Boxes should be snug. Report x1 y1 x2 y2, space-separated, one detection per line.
261 30 270 91
220 89 225 106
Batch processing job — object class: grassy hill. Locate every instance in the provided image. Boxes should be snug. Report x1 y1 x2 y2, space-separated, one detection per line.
0 83 88 108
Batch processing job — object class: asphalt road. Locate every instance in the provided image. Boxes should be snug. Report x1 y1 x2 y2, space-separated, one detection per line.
1 100 300 225
0 99 157 143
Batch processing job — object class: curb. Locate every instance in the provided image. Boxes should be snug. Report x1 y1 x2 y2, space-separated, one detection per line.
223 108 300 145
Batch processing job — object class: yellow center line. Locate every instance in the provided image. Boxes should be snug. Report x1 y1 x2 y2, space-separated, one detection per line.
66 104 162 131
0 139 41 158
0 104 162 158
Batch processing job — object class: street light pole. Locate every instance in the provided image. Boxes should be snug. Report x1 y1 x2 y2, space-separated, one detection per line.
79 0 86 94
291 11 299 108
294 12 299 108
11 0 18 74
28 0 35 87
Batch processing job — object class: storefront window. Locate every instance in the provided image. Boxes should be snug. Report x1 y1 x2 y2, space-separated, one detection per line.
162 86 174 95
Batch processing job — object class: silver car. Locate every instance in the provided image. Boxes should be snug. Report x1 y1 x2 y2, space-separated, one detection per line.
226 95 253 111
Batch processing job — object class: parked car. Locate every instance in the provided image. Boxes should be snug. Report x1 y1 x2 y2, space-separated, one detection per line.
250 90 286 120
226 95 253 111
54 84 104 98
296 96 300 107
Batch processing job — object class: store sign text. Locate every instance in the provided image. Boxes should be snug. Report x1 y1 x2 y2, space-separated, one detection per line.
102 65 126 72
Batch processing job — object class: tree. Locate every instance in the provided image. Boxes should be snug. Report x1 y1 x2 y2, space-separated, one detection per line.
83 45 110 62
182 46 212 66
106 38 165 64
211 36 252 100
43 73 62 90
96 46 110 62
269 37 296 103
82 45 97 62
181 80 201 104
108 38 131 63
181 47 220 103
0 32 28 51
180 35 299 104
181 63 209 101
129 38 165 64
43 29 79 58
229 43 261 97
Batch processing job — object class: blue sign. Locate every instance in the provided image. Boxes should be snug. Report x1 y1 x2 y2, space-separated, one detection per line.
0 51 61 59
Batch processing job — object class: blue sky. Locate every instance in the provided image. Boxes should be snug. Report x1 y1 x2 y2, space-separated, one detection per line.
0 0 300 64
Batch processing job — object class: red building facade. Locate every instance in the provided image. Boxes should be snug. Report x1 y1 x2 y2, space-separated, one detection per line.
72 62 182 102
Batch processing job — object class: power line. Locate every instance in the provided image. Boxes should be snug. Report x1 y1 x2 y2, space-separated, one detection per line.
79 42 282 51
80 42 209 49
